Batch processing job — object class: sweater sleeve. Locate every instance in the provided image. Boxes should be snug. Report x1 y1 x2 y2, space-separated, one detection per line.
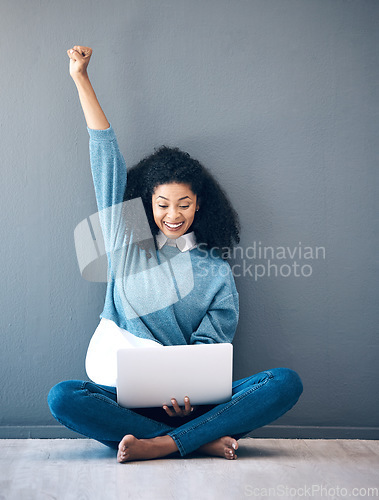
189 290 239 345
87 125 128 258
88 125 126 213
87 126 152 267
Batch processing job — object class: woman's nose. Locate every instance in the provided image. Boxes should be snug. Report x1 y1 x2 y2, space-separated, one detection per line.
167 207 180 219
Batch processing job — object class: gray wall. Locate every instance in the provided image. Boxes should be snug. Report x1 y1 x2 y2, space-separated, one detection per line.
0 0 378 439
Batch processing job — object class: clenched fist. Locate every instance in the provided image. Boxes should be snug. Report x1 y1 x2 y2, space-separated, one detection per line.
67 45 92 80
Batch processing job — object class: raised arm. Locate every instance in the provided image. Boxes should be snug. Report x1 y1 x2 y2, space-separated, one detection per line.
67 45 109 130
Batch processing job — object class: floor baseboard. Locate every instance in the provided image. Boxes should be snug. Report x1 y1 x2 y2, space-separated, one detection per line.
1 425 378 440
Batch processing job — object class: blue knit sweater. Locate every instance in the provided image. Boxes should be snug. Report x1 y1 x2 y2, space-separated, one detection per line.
87 125 239 346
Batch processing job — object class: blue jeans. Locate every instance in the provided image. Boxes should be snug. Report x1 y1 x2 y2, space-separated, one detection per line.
47 367 303 457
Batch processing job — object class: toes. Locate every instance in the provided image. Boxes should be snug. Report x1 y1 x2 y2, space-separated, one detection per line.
118 434 135 462
228 438 238 450
223 436 238 457
118 450 129 463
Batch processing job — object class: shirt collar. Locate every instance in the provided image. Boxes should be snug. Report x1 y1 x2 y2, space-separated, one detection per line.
156 230 197 252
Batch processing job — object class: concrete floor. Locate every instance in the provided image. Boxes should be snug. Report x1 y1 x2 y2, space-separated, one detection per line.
0 438 378 500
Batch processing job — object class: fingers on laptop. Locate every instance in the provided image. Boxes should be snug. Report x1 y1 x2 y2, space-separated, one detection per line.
184 396 192 414
163 397 193 417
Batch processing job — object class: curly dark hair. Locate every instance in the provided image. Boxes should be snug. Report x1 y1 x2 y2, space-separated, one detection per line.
123 145 240 259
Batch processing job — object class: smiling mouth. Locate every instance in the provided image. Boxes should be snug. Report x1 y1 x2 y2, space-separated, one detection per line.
163 221 185 231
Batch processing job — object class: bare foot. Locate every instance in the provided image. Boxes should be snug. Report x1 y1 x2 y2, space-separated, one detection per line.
117 434 178 463
197 436 239 459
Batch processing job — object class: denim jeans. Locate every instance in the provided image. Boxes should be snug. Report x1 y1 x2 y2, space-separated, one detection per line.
47 367 303 457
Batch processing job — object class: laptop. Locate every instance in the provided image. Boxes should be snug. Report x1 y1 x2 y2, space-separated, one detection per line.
116 343 233 408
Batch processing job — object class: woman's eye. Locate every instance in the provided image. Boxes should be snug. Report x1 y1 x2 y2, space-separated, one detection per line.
158 205 189 209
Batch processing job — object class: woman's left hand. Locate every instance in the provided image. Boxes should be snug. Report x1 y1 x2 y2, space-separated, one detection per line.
163 396 196 417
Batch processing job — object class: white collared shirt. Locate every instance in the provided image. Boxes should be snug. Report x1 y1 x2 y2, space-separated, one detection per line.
155 230 197 252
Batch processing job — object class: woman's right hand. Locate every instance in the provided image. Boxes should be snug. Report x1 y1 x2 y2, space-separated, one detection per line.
67 45 92 80
163 397 196 418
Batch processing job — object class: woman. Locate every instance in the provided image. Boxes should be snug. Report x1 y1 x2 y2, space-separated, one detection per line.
48 46 303 463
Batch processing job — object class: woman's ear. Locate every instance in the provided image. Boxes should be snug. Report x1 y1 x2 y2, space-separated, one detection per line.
195 193 201 212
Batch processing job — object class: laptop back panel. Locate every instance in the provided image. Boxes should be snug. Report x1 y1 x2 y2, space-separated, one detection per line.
116 343 233 408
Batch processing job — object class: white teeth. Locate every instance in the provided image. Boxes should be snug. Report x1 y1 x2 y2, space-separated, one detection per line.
164 222 184 228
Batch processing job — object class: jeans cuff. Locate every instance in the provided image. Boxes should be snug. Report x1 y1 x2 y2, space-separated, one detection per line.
167 431 186 457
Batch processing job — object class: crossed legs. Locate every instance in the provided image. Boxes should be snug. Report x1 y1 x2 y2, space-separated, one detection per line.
48 367 303 461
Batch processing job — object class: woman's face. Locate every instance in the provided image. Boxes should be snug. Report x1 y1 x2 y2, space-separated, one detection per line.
152 183 199 239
